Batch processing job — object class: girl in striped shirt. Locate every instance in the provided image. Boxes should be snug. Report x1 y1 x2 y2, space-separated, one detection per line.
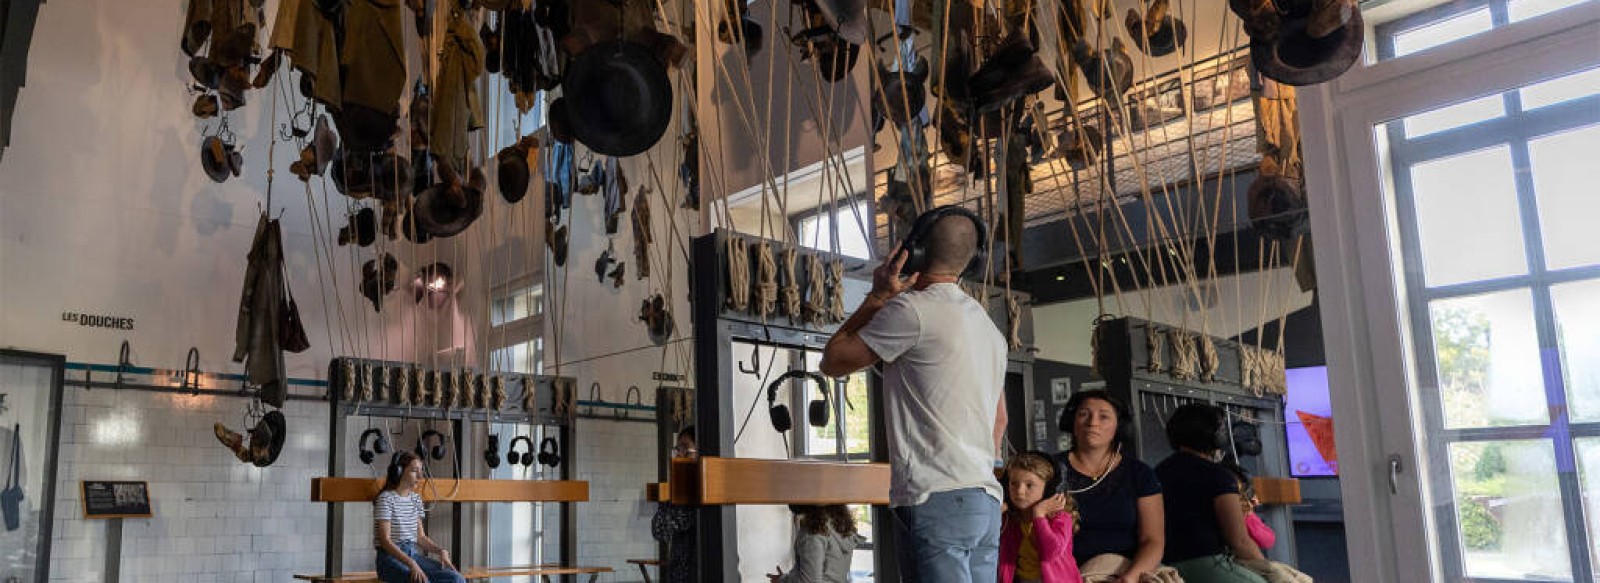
375 451 464 583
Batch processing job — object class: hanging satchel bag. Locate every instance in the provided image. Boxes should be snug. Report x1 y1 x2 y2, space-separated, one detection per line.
2 424 24 532
279 268 311 354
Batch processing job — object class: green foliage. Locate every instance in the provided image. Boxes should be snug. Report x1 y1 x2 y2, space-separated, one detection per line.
1473 445 1506 481
1457 495 1502 551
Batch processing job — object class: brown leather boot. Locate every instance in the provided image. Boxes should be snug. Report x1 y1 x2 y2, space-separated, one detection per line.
214 423 251 463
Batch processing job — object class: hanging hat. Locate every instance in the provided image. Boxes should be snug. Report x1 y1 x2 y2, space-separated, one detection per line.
192 93 220 119
249 410 287 468
413 159 486 238
189 55 222 89
311 115 339 174
1247 174 1308 241
1073 37 1135 100
201 136 233 183
967 33 1055 114
339 208 378 247
794 32 860 83
562 41 673 157
815 0 867 45
401 201 434 244
1251 5 1364 86
496 135 537 203
370 152 414 201
330 148 375 198
1056 125 1105 170
334 103 400 153
638 294 675 343
481 19 502 74
877 57 929 125
547 97 576 144
1125 0 1187 57
638 28 690 70
360 253 399 310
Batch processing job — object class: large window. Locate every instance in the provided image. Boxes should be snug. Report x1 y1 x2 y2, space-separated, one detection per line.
796 198 874 260
1375 0 1595 60
1379 65 1600 581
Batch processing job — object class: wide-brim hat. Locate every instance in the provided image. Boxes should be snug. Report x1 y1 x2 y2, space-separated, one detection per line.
1247 174 1308 241
878 57 929 125
1251 8 1363 86
497 137 536 203
414 164 486 237
563 41 673 157
1075 38 1135 99
815 0 867 45
967 34 1054 114
251 410 287 468
330 149 375 198
808 36 861 83
361 253 399 310
548 97 575 144
201 136 232 183
1125 9 1187 57
371 153 413 201
339 207 377 247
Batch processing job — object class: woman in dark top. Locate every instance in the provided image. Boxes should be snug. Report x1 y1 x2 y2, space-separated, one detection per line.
1155 405 1267 583
1054 390 1169 583
652 426 697 583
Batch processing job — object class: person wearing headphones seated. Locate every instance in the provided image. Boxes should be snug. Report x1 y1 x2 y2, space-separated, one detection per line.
374 451 465 583
1054 390 1175 583
766 505 866 583
652 426 698 583
1155 405 1268 583
821 206 1009 583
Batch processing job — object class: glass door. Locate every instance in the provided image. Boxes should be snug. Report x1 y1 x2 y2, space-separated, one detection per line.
1297 3 1600 581
1375 66 1600 582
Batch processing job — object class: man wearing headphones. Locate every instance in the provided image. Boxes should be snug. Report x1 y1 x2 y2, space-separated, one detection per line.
820 206 1008 583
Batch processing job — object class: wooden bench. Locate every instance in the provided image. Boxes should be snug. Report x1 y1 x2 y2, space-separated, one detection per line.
627 558 661 582
294 564 613 582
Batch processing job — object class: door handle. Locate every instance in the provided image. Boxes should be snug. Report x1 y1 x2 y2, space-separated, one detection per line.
1388 454 1403 495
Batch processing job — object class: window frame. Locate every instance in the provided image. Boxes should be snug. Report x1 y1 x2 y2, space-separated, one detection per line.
790 195 876 260
1383 69 1600 580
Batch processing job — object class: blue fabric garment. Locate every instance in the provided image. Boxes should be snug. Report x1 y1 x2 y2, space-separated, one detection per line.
543 141 573 218
892 487 1002 583
375 541 465 583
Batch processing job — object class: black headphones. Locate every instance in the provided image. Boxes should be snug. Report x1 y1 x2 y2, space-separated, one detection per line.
767 370 832 433
538 436 562 468
896 205 988 276
507 436 535 467
483 434 501 469
386 452 408 484
359 428 390 465
1003 450 1066 509
416 429 447 461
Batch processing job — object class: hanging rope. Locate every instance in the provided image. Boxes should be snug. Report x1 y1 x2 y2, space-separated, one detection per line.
780 247 801 321
805 253 827 326
827 258 847 324
1146 325 1166 374
1197 334 1221 383
726 236 751 312
755 242 778 318
1167 328 1197 381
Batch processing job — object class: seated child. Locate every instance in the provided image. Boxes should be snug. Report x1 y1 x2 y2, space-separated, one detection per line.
1222 463 1313 583
1000 451 1082 583
767 504 866 583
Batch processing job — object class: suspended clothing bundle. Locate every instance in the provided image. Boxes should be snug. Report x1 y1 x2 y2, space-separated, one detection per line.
233 214 287 408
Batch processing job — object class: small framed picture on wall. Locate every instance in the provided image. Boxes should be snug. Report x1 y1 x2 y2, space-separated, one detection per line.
1050 378 1072 404
1033 400 1046 420
1034 422 1049 441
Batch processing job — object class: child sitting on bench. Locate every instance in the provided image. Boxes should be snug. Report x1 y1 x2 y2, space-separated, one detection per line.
999 452 1081 583
767 505 866 583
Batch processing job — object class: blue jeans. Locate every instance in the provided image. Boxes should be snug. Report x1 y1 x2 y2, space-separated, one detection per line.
893 488 1002 583
376 541 465 583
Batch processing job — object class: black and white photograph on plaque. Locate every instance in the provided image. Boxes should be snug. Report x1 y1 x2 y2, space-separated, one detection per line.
1050 379 1072 404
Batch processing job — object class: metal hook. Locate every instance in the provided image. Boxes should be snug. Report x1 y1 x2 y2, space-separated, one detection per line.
738 344 761 375
182 347 202 396
115 340 133 390
587 382 601 416
620 385 642 419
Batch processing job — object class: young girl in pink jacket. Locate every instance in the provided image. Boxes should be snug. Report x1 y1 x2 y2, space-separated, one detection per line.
999 452 1083 583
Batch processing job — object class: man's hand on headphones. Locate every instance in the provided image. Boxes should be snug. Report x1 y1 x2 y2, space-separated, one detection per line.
870 249 919 302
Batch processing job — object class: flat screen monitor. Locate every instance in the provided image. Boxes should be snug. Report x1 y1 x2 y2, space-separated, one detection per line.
1285 365 1338 477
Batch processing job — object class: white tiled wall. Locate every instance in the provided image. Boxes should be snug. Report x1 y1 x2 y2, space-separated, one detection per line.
48 388 331 582
574 418 660 583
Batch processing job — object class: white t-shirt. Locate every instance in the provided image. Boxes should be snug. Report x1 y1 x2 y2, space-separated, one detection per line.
857 282 1006 507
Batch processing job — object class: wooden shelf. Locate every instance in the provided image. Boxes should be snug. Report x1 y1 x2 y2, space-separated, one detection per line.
310 478 589 503
670 457 890 505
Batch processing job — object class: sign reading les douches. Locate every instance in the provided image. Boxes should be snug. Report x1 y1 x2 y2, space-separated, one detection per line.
61 311 135 331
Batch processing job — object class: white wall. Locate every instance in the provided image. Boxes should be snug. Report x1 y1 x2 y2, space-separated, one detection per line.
1033 267 1313 365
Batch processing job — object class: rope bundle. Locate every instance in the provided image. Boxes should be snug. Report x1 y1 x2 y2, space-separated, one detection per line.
489 375 507 411
1146 326 1167 374
780 248 801 320
755 242 778 317
343 360 358 402
726 236 751 312
827 258 846 323
1006 294 1023 351
522 376 537 413
396 366 413 406
1167 329 1198 381
804 254 827 325
1197 335 1221 383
